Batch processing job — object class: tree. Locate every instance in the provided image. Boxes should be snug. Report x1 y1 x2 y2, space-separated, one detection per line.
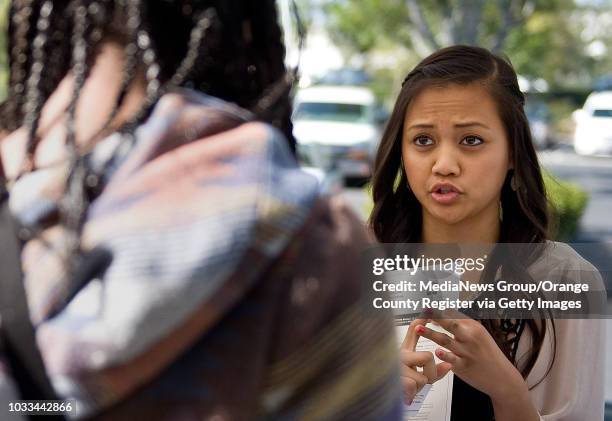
0 0 9 100
324 0 609 89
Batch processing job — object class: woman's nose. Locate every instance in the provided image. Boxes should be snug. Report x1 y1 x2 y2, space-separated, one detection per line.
431 145 461 176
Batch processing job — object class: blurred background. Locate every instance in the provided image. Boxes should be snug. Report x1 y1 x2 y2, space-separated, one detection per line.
0 0 610 417
279 0 612 418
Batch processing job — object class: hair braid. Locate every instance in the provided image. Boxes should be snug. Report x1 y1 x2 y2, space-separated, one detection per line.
20 1 53 174
3 0 34 131
91 0 137 141
64 1 89 153
38 3 73 113
58 0 91 263
118 0 162 133
17 2 75 153
245 1 297 150
169 8 215 88
62 0 113 153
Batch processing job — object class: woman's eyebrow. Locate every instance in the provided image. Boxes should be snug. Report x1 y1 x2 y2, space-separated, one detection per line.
454 121 491 129
406 122 491 130
406 123 435 130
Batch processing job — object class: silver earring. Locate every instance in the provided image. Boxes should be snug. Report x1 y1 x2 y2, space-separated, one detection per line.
510 175 519 192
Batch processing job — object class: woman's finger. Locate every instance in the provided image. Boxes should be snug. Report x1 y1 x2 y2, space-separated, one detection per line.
400 366 429 392
431 318 462 337
400 350 437 383
401 318 429 351
435 348 461 367
429 310 471 339
415 325 462 354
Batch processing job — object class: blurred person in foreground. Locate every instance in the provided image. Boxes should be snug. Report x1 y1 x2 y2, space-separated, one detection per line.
0 1 402 420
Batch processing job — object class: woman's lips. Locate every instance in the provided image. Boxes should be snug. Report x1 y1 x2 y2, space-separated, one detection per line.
431 191 460 204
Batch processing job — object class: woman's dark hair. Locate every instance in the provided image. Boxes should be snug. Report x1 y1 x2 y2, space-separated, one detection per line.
369 45 556 386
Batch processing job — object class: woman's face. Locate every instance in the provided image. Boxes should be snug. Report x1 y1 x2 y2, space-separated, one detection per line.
402 82 512 227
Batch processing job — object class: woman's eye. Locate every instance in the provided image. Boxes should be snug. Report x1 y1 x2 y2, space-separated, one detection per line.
414 136 434 146
461 136 484 146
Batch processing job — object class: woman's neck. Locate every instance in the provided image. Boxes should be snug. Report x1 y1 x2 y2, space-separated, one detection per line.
421 205 501 244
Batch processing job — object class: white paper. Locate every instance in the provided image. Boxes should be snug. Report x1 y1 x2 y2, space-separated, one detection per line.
396 323 453 421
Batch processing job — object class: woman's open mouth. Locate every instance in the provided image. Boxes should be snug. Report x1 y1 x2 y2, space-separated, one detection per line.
430 183 461 204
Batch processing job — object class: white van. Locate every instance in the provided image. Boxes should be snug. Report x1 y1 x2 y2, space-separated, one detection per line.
573 91 612 156
292 85 386 182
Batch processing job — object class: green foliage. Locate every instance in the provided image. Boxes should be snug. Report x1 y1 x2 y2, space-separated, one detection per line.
544 171 589 241
504 9 595 88
324 0 610 93
368 66 405 106
362 172 590 241
294 0 314 30
0 0 8 101
324 0 413 54
363 181 374 220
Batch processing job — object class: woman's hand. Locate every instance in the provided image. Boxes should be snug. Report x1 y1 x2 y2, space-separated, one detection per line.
416 310 540 421
399 318 452 405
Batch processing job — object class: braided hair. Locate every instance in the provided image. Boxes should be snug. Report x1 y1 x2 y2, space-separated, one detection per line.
1 0 295 147
0 0 297 275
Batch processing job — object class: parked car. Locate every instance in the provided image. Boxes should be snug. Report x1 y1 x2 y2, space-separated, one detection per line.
525 97 552 150
315 68 372 86
573 90 612 156
292 85 387 183
520 78 553 150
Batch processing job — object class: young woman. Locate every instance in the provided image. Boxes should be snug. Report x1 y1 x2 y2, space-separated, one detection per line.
370 45 605 420
0 2 402 420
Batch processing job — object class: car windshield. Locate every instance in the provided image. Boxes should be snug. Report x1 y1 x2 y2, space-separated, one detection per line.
294 102 369 123
593 109 612 118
